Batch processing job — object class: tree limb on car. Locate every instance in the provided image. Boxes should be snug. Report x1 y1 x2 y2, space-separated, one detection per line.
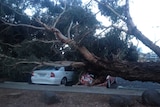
35 19 160 83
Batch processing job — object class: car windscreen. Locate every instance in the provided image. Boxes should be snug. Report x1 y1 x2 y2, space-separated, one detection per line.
35 66 60 70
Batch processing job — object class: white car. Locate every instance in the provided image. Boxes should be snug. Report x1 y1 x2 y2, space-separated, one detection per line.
31 66 75 85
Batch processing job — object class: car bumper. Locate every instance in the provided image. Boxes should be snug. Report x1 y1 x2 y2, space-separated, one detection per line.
31 77 61 85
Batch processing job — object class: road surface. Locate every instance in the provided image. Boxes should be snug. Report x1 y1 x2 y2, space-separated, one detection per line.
116 77 160 89
0 82 159 96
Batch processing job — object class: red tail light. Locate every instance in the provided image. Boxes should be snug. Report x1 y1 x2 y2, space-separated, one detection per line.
50 72 55 77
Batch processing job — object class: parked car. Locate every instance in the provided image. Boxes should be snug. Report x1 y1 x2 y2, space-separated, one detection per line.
31 66 75 85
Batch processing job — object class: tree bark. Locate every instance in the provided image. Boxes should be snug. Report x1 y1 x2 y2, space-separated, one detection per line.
129 26 160 57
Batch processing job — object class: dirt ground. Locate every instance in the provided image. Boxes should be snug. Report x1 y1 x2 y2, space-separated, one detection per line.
0 88 153 107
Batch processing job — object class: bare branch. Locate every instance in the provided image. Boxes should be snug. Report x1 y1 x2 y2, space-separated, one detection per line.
67 20 73 39
111 25 128 33
94 25 112 37
154 39 160 45
72 21 79 29
85 0 93 7
8 60 85 68
23 39 60 44
77 30 94 44
1 19 45 30
125 0 135 32
0 40 21 48
32 65 44 71
0 39 60 49
96 29 108 36
0 54 26 61
53 0 66 27
97 25 128 34
35 18 51 31
0 26 11 34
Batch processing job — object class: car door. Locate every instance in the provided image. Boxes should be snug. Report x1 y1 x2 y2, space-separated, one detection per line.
56 67 66 79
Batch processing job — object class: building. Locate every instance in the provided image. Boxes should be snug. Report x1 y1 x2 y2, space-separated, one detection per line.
138 52 160 62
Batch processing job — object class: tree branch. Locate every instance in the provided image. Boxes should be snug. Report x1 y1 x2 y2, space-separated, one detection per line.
94 0 126 22
8 60 85 68
0 26 11 34
23 39 60 44
1 19 45 30
35 18 51 31
53 0 66 27
0 54 26 61
0 40 21 48
154 39 160 45
67 20 73 39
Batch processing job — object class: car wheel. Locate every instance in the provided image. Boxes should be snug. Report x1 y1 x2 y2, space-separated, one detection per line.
28 75 32 84
106 80 111 88
61 77 67 85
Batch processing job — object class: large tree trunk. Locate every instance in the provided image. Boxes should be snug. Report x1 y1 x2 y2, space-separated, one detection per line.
130 27 160 57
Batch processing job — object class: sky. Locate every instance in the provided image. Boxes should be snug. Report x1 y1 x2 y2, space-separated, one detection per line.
82 0 160 53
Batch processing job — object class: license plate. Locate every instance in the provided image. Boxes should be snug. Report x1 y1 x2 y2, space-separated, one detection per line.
38 73 46 77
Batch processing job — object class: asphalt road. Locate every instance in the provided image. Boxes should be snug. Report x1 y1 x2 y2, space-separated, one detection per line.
0 81 159 96
116 77 160 89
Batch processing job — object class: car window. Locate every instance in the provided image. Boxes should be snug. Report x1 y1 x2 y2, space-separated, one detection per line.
35 66 59 70
35 66 48 70
46 66 55 70
65 66 74 71
55 66 60 70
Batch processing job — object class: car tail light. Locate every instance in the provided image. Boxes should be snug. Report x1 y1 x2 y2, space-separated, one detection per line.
50 72 55 77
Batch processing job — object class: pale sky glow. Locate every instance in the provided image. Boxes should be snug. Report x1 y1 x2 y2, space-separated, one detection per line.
24 8 36 16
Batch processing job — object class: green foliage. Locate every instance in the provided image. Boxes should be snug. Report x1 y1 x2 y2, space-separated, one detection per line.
80 28 138 61
8 64 35 82
96 0 139 61
98 0 126 22
90 29 127 60
125 44 138 62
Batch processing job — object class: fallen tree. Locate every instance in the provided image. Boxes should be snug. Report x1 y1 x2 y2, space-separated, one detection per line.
1 0 160 83
33 17 160 83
